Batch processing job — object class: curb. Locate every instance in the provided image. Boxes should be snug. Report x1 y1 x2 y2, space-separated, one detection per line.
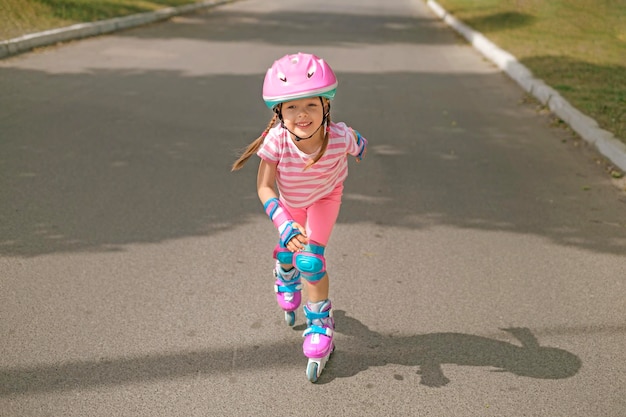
0 0 234 60
426 0 626 172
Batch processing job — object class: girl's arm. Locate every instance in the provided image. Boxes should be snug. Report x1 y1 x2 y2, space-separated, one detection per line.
257 159 279 204
257 160 308 251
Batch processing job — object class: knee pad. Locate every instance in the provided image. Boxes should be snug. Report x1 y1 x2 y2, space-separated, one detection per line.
273 243 327 283
273 245 294 265
294 242 326 283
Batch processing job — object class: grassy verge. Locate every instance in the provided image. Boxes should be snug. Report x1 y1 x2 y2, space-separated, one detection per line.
434 0 626 144
0 0 200 40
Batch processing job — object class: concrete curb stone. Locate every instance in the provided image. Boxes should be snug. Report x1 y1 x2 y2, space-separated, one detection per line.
0 0 233 60
426 0 626 172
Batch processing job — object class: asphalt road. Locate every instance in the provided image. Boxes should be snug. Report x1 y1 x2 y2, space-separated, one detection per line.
1 0 625 416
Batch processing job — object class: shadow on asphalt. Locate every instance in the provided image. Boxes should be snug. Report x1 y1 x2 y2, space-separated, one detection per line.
1 2 624 259
318 311 582 385
0 2 614 405
1 65 625 257
0 311 582 395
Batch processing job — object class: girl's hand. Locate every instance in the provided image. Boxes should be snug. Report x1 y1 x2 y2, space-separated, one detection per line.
286 222 308 252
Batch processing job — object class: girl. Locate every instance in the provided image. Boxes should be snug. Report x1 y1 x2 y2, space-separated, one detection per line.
231 52 367 382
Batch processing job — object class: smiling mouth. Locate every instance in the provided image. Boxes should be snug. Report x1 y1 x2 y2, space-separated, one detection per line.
296 122 313 128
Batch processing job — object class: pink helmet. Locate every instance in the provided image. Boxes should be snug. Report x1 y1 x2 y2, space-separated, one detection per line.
262 53 338 109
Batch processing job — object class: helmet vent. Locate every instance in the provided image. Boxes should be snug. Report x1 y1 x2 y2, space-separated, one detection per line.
307 61 317 78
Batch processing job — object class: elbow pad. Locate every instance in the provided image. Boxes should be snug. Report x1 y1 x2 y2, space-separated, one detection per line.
354 130 367 161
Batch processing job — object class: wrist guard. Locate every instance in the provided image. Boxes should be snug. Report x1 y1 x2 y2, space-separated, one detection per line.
264 198 302 247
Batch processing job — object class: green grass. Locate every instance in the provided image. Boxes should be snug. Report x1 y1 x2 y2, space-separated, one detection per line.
434 0 626 144
0 0 200 40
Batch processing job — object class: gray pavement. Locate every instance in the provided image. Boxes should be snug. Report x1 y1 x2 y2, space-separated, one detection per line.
1 0 625 416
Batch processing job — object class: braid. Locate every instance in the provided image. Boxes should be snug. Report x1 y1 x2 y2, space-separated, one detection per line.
231 113 279 171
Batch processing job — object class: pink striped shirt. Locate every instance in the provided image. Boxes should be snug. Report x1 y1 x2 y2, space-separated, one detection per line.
257 121 363 209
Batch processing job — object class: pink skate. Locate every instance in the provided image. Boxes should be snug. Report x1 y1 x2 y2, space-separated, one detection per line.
274 265 302 326
302 300 335 382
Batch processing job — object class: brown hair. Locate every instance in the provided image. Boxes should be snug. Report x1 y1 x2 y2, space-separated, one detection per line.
231 112 279 171
231 100 331 171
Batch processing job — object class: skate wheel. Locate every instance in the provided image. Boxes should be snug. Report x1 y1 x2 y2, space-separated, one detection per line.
284 311 296 326
306 361 319 383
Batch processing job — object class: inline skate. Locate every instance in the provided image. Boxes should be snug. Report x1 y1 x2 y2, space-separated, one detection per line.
274 263 302 326
302 299 334 382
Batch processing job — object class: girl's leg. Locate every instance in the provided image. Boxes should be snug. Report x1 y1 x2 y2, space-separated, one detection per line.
288 184 343 302
294 186 342 371
305 274 329 303
273 187 341 328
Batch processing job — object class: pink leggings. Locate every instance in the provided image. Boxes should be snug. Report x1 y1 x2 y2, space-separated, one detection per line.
283 184 343 247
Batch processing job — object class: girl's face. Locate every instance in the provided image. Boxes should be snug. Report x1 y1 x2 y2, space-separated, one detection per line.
280 97 326 140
